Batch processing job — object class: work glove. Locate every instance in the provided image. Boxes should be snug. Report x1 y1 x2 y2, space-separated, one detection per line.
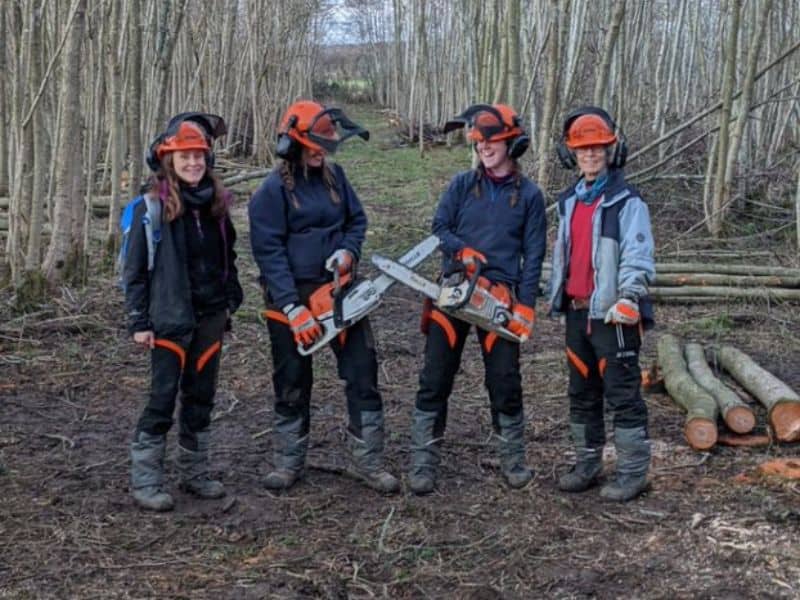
507 303 535 342
455 247 487 276
324 249 354 275
283 303 323 346
604 298 640 325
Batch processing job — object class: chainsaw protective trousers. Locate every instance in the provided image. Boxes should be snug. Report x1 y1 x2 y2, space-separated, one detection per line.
416 309 524 436
135 310 227 439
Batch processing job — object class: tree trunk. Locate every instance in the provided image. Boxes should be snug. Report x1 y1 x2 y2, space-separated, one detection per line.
593 0 626 106
654 272 800 288
0 6 7 196
42 0 85 285
127 0 144 195
536 0 561 193
684 343 754 434
657 334 718 450
708 0 741 237
717 345 800 442
107 0 124 249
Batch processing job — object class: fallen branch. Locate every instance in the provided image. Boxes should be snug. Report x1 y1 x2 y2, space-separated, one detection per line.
655 273 800 288
657 334 718 450
685 343 755 434
222 169 271 187
649 286 800 301
717 345 800 442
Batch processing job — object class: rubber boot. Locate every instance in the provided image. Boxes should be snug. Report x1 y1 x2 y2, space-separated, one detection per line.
177 429 225 499
264 414 307 490
408 408 442 495
494 410 533 489
130 431 174 511
346 411 400 494
600 426 651 502
558 423 603 492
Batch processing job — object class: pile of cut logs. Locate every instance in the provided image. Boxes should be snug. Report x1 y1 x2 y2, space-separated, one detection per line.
657 334 800 450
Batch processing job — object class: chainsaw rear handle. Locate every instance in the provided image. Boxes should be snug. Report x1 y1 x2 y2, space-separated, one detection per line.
451 259 484 310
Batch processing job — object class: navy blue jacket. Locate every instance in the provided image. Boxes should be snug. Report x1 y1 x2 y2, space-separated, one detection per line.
248 163 368 308
432 169 547 307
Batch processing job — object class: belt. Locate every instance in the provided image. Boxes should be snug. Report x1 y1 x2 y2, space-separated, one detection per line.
569 298 590 310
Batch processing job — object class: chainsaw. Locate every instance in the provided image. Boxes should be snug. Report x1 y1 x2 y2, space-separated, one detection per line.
371 253 525 343
271 235 440 356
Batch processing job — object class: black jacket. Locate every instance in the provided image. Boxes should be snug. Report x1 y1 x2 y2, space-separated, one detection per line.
123 194 243 339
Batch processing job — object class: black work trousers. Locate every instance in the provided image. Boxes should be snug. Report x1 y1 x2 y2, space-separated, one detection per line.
135 310 227 448
265 283 382 438
416 309 523 437
565 308 648 447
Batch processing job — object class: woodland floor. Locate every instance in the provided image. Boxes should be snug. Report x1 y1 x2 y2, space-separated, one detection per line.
2 107 800 599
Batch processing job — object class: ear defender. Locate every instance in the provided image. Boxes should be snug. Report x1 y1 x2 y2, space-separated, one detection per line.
557 106 628 170
275 115 300 161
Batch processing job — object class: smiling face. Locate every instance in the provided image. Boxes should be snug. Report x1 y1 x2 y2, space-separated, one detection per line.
476 138 514 176
575 145 608 182
171 150 207 186
301 146 325 168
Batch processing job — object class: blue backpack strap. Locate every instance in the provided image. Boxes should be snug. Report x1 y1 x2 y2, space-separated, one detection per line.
117 195 144 279
142 194 162 272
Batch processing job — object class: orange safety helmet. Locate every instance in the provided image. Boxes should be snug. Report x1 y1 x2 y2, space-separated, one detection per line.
444 103 529 158
155 121 211 160
276 100 369 159
564 114 617 149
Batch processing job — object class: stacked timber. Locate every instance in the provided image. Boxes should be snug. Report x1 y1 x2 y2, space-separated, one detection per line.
657 334 719 450
658 335 800 450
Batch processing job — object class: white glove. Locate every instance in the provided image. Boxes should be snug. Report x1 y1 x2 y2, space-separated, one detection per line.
604 298 640 325
324 249 354 274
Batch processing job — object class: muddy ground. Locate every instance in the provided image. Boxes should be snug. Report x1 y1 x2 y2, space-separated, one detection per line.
2 114 800 599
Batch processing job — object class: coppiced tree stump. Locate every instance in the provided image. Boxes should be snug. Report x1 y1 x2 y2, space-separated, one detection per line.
685 343 755 434
717 345 800 442
657 334 719 450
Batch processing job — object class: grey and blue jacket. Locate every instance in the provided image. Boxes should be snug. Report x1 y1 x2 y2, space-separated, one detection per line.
548 168 655 324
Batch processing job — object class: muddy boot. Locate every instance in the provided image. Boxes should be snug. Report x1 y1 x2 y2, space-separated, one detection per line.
558 423 603 493
408 408 442 495
346 411 400 494
600 426 651 502
494 410 533 489
130 431 175 512
264 414 307 490
177 429 225 499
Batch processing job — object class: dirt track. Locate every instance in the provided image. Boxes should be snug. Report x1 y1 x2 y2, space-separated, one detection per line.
3 121 800 598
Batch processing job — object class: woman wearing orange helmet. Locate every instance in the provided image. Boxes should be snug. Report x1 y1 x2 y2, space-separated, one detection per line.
124 113 243 511
549 106 655 502
408 103 547 494
248 100 399 494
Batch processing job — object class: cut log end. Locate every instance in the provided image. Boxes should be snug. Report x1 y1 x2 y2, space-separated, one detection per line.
724 406 756 434
769 401 800 442
685 418 718 450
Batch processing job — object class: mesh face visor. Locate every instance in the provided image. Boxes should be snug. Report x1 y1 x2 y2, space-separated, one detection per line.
165 112 228 140
443 104 513 142
304 108 370 154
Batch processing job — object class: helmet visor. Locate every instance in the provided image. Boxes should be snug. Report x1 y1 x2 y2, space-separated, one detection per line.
305 108 369 154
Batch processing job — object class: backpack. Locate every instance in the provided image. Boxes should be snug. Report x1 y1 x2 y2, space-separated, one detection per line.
117 194 163 291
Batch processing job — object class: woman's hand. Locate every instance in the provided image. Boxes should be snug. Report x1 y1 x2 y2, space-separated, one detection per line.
133 330 155 349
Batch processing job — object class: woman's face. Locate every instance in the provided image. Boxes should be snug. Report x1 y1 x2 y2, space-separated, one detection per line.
575 145 608 181
302 146 325 168
171 150 207 186
476 138 513 174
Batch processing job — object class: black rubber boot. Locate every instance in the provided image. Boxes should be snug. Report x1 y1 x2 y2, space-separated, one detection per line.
494 410 533 489
600 426 651 502
346 410 400 494
177 429 225 499
264 414 307 490
558 423 603 492
408 408 442 495
130 431 175 511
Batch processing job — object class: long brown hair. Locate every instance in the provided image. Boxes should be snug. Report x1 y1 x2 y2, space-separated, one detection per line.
278 157 341 210
146 153 230 222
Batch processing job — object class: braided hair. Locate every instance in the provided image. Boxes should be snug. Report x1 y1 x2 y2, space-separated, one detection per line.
278 158 341 209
